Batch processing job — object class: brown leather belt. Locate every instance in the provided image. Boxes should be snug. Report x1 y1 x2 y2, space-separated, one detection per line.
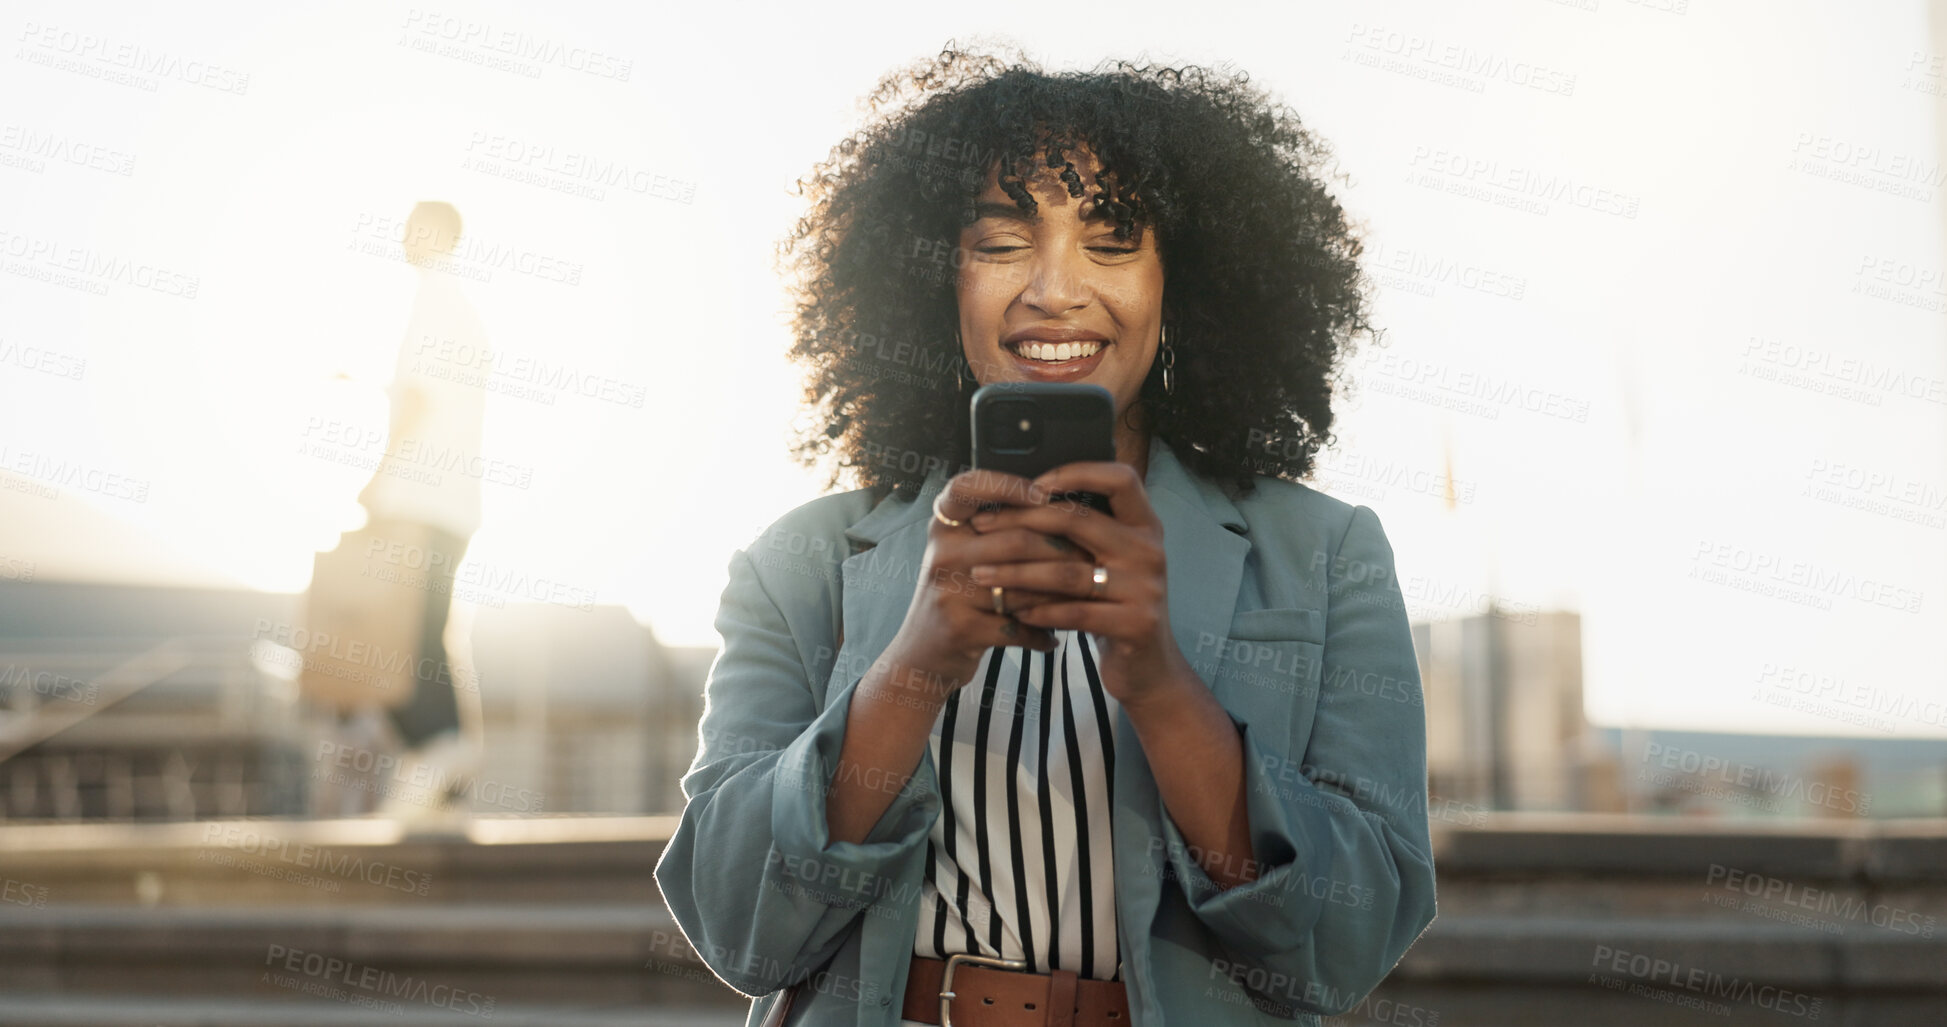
901 954 1129 1027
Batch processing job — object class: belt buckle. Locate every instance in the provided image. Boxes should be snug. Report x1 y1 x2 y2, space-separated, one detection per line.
940 953 1028 1027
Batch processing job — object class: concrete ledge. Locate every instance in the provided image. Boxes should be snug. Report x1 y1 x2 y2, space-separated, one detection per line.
0 903 735 1008
0 816 679 906
0 903 682 963
1369 980 1947 1027
1432 813 1947 881
1401 915 1947 989
0 994 744 1027
0 815 682 852
2 813 1942 1021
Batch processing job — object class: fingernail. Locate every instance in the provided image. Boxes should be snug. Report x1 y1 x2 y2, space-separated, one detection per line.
969 564 994 583
971 512 996 530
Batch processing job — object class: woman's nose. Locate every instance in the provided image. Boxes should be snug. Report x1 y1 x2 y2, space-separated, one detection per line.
1019 251 1090 315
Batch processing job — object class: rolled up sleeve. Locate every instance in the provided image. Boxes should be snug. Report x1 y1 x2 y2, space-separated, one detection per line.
653 546 940 997
1156 504 1437 1016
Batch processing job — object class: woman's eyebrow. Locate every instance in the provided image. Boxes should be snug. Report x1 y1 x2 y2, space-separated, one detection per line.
969 199 1117 224
970 200 1036 223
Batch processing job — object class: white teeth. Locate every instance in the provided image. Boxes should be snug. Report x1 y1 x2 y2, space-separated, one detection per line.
1017 340 1102 361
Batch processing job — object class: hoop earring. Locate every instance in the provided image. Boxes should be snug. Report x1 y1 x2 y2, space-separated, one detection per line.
954 331 967 392
1159 323 1176 396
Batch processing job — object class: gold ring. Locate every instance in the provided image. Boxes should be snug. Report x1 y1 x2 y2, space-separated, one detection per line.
1090 565 1108 599
932 493 964 529
991 585 1007 615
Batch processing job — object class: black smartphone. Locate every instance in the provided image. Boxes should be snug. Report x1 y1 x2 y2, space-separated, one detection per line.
969 382 1115 516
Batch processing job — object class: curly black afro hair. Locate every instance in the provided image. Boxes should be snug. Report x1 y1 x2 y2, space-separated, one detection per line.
778 41 1377 501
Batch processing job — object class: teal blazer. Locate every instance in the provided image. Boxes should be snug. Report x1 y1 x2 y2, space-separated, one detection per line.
655 436 1437 1026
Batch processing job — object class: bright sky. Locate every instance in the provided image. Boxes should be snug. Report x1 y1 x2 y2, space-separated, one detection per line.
3 0 1943 738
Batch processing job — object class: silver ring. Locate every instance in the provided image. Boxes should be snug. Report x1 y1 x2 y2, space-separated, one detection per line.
1090 565 1109 599
991 585 1007 616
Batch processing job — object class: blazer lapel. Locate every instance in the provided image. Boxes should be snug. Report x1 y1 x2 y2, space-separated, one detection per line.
832 480 938 691
1112 436 1252 983
1140 434 1251 685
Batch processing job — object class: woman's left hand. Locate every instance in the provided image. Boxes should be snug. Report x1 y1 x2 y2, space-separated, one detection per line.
966 461 1191 712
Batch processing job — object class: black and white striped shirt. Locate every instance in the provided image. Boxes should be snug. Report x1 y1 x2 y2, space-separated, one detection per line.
912 629 1122 982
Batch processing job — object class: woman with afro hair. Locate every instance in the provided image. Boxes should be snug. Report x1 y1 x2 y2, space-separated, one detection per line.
656 42 1436 1027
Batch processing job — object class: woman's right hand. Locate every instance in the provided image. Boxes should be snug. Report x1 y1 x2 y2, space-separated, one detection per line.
877 469 1095 701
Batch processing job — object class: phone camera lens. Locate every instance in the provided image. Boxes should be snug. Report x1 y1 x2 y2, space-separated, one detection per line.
983 399 1042 454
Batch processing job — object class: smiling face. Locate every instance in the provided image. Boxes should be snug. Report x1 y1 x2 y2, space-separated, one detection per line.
954 149 1166 442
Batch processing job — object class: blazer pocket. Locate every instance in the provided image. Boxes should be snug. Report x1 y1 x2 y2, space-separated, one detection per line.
1226 606 1325 644
1209 608 1326 754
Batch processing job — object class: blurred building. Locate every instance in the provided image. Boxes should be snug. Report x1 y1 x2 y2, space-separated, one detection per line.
1412 606 1946 818
0 583 311 820
1599 727 1947 819
463 600 709 815
1413 608 1610 813
0 580 711 822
